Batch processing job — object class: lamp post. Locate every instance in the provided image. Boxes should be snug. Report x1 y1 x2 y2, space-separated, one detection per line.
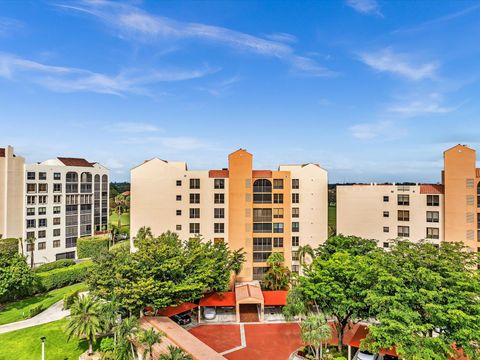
40 336 46 360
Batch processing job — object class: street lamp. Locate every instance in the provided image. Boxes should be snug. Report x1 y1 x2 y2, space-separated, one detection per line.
40 336 46 360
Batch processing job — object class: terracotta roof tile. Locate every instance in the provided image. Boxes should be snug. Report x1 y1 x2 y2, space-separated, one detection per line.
420 184 444 194
0 148 5 158
57 157 93 167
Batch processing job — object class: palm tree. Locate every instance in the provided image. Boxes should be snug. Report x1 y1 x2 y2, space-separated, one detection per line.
100 299 120 340
263 253 291 290
297 244 315 269
159 345 193 360
139 327 163 360
136 226 153 241
115 316 139 360
25 235 36 268
66 295 102 355
228 248 246 283
301 313 332 359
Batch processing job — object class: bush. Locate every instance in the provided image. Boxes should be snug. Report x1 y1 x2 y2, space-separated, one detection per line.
109 241 130 254
0 238 19 255
334 357 348 360
23 303 45 319
100 337 115 353
0 252 35 302
34 259 76 273
63 290 80 310
77 236 109 259
36 261 92 292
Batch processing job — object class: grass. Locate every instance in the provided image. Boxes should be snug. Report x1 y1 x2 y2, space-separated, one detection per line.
110 211 130 231
328 205 336 228
0 319 90 360
0 283 86 325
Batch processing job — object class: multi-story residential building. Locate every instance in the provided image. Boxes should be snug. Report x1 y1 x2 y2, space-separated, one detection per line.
337 144 479 251
0 145 109 263
131 149 328 281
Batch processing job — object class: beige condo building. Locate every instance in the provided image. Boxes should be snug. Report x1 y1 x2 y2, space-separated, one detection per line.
131 149 328 281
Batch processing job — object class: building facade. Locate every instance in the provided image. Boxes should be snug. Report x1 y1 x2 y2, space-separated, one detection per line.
131 149 328 281
0 146 109 263
337 144 479 251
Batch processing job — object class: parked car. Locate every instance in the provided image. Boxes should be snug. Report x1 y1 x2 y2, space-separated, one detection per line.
171 312 191 325
204 306 217 320
356 351 377 360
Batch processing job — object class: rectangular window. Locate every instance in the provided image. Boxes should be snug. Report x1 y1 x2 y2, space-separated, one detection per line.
427 195 439 206
253 193 272 204
214 223 224 233
26 208 35 216
176 210 182 216
189 223 200 234
292 265 300 274
26 219 36 228
273 237 284 247
383 226 389 233
292 222 299 232
273 179 284 189
426 211 439 223
190 193 200 204
273 223 284 233
292 251 299 261
398 210 410 221
383 242 389 248
26 231 35 239
53 217 61 225
176 224 182 231
66 238 77 248
292 193 300 204
54 195 61 204
190 178 200 189
53 206 61 214
383 211 389 218
214 193 225 204
38 183 48 193
398 226 410 237
253 223 273 233
38 207 47 215
53 183 62 192
27 183 36 193
38 230 46 238
253 208 272 222
292 179 299 189
214 179 225 189
383 196 389 202
54 172 61 180
27 172 35 180
53 240 61 248
292 208 299 218
426 227 439 239
39 172 47 180
38 195 47 204
274 208 284 219
27 195 36 205
176 180 182 186
253 237 272 251
292 236 299 247
39 219 47 227
176 195 182 201
26 243 34 251
53 228 61 237
189 208 200 218
38 242 46 250
397 194 410 206
273 193 284 204
214 208 225 218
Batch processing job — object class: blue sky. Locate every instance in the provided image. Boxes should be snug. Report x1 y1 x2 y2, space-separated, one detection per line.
1 0 480 182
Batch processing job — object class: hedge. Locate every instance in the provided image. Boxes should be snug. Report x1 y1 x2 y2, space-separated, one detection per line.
36 261 92 292
109 241 130 254
63 290 80 310
23 303 45 319
0 238 19 255
77 236 109 259
34 259 76 273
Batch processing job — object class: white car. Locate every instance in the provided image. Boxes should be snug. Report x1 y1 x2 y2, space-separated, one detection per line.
357 352 377 360
204 307 216 320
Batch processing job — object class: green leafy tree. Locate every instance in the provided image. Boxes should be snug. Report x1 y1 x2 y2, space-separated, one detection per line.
114 316 139 360
263 253 291 290
316 235 377 259
0 252 35 302
139 327 163 360
66 295 102 355
111 193 130 243
159 345 193 360
136 226 153 241
301 313 332 359
364 241 480 360
283 286 309 322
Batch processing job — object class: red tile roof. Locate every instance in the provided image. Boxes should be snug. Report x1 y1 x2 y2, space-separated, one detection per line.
0 148 5 157
156 302 198 317
57 157 93 167
252 170 272 178
262 291 288 306
209 170 229 178
344 323 397 356
420 184 444 194
199 292 236 307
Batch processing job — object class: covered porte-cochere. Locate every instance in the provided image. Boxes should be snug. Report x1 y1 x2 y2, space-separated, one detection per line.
235 283 264 322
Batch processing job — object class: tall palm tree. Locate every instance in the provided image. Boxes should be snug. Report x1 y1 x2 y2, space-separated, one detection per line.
115 316 139 360
228 248 246 283
263 253 291 290
66 295 102 355
136 226 153 242
139 327 163 360
159 346 193 360
25 235 36 268
100 299 120 340
301 313 332 359
297 244 315 269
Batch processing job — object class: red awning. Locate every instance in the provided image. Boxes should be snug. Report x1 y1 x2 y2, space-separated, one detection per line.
344 324 397 357
263 291 288 306
199 292 236 307
156 302 198 317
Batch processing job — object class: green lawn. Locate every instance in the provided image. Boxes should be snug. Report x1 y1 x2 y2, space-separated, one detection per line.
0 283 86 325
328 205 336 228
0 319 89 360
110 212 130 231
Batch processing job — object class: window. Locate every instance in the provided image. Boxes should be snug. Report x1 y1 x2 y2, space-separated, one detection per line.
253 238 272 263
398 194 409 206
274 208 284 219
253 223 272 233
53 206 61 214
66 238 77 248
292 208 299 218
426 211 439 223
292 193 299 204
427 195 439 206
38 183 48 193
39 172 47 180
27 196 36 205
38 195 47 204
273 179 284 189
53 217 61 225
467 195 474 206
39 218 47 227
26 231 34 240
292 265 300 274
398 226 410 237
38 242 46 250
292 221 300 232
214 223 224 233
38 207 47 215
273 223 284 233
176 195 182 201
54 195 61 203
176 180 182 186
292 251 299 261
26 243 34 251
38 230 46 238
214 179 225 189
253 208 272 222
292 179 299 189
53 228 61 237
27 183 36 193
214 208 225 218
383 196 389 202
383 211 389 218
383 226 389 233
292 236 299 247
190 193 200 204
426 227 439 239
466 178 474 188
214 238 224 244
273 194 284 204
56 251 76 260
54 172 61 180
253 179 272 193
383 242 389 248
398 210 410 221
253 266 269 280
26 208 35 216
189 223 200 233
189 208 200 218
53 183 62 192
53 240 61 248
26 219 36 228
176 210 182 216
27 172 35 180
176 225 182 231
254 193 272 203
273 237 284 247
190 178 200 189
214 193 225 204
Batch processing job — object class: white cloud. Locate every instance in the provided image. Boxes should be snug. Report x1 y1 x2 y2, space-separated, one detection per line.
0 52 214 95
346 0 381 16
388 93 458 117
358 48 438 80
263 32 297 43
0 17 23 37
109 122 162 133
57 1 334 77
349 120 407 140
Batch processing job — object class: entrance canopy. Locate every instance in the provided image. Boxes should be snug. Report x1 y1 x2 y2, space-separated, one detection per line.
235 283 264 304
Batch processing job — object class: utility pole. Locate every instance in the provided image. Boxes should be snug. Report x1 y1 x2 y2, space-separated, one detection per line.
40 336 46 360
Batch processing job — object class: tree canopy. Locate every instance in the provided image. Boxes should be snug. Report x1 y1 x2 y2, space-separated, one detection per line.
0 252 35 302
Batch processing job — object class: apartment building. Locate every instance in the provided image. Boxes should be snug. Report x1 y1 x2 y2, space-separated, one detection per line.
131 149 328 281
0 145 109 263
337 144 479 251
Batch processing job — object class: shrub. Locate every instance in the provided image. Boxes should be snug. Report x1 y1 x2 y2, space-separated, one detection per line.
109 241 130 254
36 261 92 292
0 238 19 255
34 259 76 273
63 290 80 310
100 337 115 352
0 252 35 302
77 236 109 259
334 357 348 360
23 303 45 319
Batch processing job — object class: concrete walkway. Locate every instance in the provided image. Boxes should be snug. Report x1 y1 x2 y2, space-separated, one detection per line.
0 300 70 334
